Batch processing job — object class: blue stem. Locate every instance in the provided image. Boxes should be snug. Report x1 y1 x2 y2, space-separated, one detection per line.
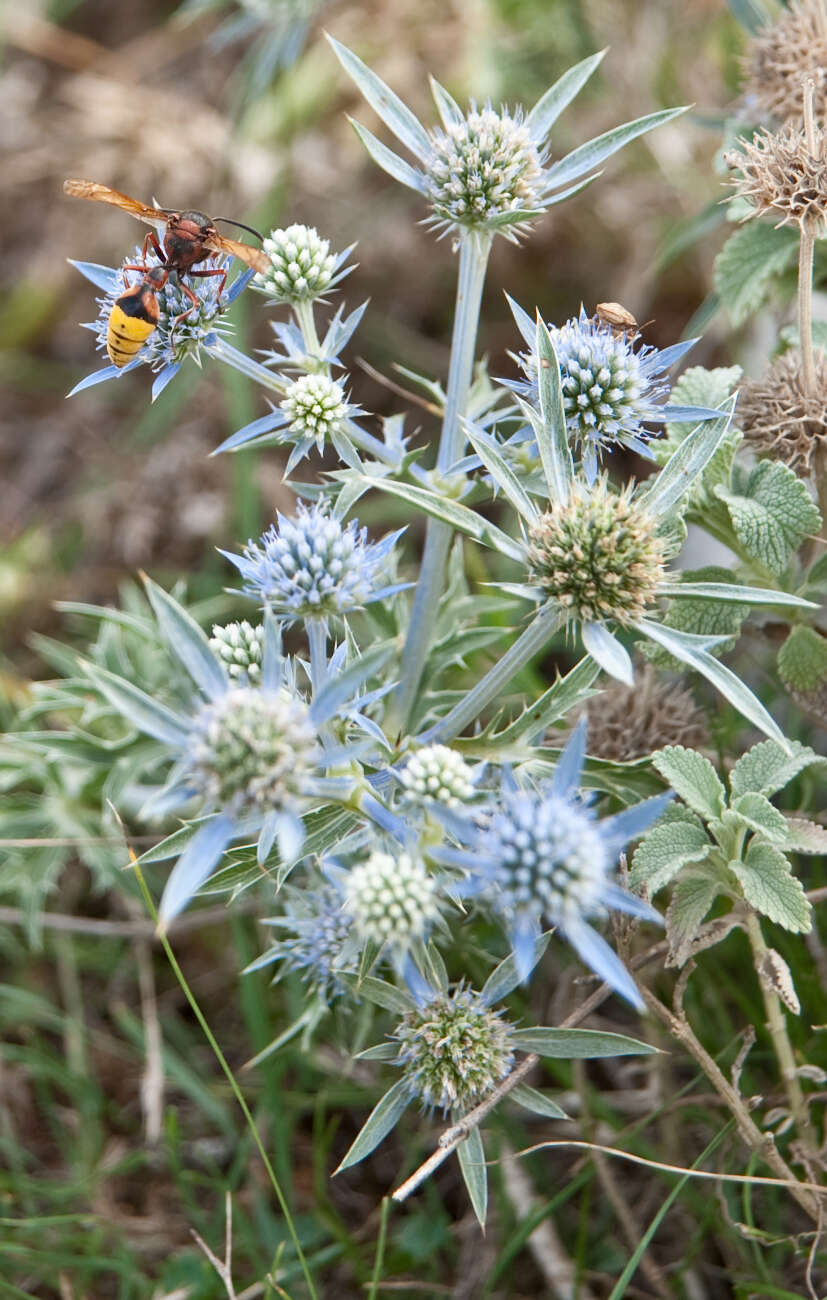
307 617 329 696
389 233 493 731
419 605 566 745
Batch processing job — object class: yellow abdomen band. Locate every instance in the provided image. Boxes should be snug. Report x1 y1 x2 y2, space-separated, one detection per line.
107 304 156 368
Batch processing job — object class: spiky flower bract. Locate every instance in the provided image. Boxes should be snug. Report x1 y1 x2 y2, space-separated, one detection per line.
426 106 543 239
433 721 670 1006
742 0 827 126
399 745 475 809
254 224 351 304
343 850 442 955
527 477 666 626
221 501 403 622
256 883 356 1000
209 620 264 681
725 125 827 232
512 307 696 480
394 985 514 1114
738 349 827 475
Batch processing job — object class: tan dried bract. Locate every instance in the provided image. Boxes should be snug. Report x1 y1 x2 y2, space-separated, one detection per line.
725 124 827 232
738 349 827 476
742 0 827 126
566 664 708 764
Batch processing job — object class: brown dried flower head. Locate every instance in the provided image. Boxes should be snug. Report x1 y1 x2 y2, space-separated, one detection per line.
742 1 827 126
725 123 827 232
567 664 708 764
738 349 827 475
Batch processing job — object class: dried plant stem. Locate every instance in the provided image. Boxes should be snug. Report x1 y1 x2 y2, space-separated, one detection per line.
817 0 827 44
640 986 820 1222
800 81 818 396
744 911 814 1149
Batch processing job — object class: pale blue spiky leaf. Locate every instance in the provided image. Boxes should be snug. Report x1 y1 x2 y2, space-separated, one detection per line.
457 1124 488 1227
481 934 550 1006
348 118 429 194
509 1028 656 1057
510 1083 569 1120
83 662 191 748
354 475 525 561
143 577 228 700
464 421 539 523
534 316 574 504
581 621 633 685
327 37 431 159
526 49 607 142
545 106 687 190
158 814 236 928
638 398 736 518
336 1079 412 1171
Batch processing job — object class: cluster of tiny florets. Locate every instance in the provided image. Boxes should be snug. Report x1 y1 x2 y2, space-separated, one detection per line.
426 106 543 232
269 886 354 999
573 664 708 762
527 479 665 625
393 986 514 1113
742 0 827 126
343 851 440 949
255 225 337 303
234 503 381 618
399 745 475 809
725 126 827 232
96 247 230 368
482 791 609 930
549 311 668 466
209 621 264 680
737 349 827 475
188 687 316 818
280 374 348 446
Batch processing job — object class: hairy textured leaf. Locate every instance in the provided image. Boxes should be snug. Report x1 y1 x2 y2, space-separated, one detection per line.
778 626 827 693
652 745 726 820
713 223 798 326
783 817 827 855
666 875 721 966
730 793 789 843
730 841 812 932
716 461 822 575
729 739 826 799
630 820 712 892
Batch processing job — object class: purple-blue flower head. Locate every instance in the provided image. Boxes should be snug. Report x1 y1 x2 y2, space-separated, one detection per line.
222 501 405 622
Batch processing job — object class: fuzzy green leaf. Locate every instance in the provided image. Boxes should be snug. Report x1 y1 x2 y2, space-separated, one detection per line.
730 793 790 843
666 876 721 966
730 842 812 932
630 821 712 893
509 1028 656 1058
729 739 827 799
712 222 798 326
777 626 827 693
336 1079 411 1171
783 817 827 855
457 1124 488 1227
652 745 726 820
716 461 822 576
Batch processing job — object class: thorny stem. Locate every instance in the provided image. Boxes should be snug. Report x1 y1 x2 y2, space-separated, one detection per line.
744 910 815 1149
389 232 493 732
419 604 566 744
640 986 820 1222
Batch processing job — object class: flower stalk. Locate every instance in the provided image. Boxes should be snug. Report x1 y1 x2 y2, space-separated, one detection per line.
391 232 492 731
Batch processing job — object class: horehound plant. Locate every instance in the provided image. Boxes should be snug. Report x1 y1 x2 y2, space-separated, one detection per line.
13 32 826 1243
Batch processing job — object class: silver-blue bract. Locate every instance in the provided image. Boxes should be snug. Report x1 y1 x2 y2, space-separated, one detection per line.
432 719 672 1008
221 501 406 622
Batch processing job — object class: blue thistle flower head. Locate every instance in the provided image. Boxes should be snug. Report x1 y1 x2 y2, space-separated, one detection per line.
68 246 255 401
221 501 405 622
255 883 357 1001
507 304 704 483
436 719 672 1008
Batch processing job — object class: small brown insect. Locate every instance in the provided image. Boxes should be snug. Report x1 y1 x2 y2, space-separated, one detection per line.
595 302 639 338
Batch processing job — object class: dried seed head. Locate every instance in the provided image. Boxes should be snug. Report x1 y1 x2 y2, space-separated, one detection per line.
742 1 827 126
570 664 708 763
725 124 827 232
738 349 827 475
527 478 666 626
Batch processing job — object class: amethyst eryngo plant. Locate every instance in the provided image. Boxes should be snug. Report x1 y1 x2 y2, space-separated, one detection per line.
39 36 826 1223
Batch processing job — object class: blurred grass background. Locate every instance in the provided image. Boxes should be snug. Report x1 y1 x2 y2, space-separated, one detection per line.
6 3 824 1298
